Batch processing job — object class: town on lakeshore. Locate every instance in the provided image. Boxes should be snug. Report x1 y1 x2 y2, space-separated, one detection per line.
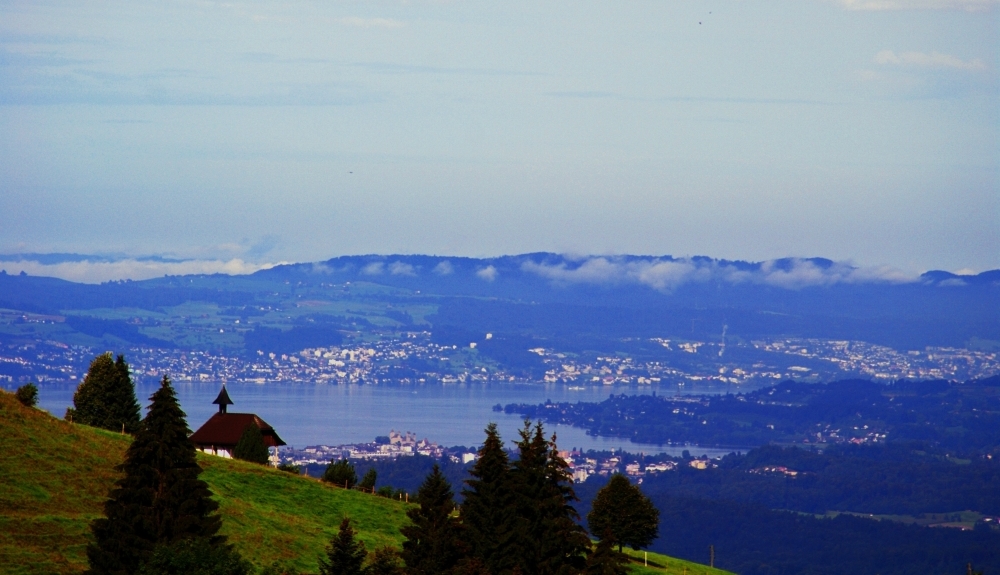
279 429 690 486
2 330 997 386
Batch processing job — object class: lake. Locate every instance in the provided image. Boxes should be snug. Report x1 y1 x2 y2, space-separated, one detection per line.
10 380 758 457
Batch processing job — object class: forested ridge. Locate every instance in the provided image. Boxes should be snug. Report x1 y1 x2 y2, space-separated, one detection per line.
506 376 1000 453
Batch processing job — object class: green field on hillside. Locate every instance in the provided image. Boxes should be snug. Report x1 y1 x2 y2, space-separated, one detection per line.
0 389 730 574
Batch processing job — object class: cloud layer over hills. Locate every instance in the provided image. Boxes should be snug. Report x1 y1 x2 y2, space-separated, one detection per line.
2 252 992 290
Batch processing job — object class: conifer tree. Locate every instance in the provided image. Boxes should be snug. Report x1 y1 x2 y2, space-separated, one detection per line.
232 423 269 465
136 538 252 575
582 536 629 575
538 431 590 574
587 474 659 553
461 423 518 575
86 375 227 575
401 464 466 575
367 546 403 575
72 353 140 433
323 459 358 488
318 517 368 575
509 420 589 575
358 468 378 492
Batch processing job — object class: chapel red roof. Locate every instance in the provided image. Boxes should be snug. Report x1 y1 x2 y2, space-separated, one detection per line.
189 412 286 448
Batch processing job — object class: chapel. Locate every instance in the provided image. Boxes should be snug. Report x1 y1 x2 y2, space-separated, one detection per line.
189 385 286 459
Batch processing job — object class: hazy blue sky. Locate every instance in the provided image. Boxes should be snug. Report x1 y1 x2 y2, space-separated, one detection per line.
1 0 997 279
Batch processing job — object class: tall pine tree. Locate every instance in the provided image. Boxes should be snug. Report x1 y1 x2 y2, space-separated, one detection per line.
582 536 629 575
72 353 141 434
318 517 368 575
509 421 589 575
461 423 518 575
401 465 466 575
86 375 227 575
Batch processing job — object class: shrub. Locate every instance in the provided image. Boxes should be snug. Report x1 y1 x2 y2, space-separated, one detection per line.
232 423 269 465
322 459 357 488
15 383 38 407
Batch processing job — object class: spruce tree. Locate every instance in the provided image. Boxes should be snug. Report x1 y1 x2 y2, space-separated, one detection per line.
401 464 466 575
358 468 377 492
538 431 590 575
232 423 269 465
461 423 518 575
86 375 226 575
323 459 358 488
582 536 628 575
587 474 659 553
73 353 141 434
318 517 368 575
136 538 252 575
509 421 589 575
367 546 403 575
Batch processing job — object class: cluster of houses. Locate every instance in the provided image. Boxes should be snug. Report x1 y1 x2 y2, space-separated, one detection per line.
285 431 457 466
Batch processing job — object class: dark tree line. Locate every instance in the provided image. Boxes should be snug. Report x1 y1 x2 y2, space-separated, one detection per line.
506 376 1000 454
644 493 1000 575
323 421 659 575
389 421 595 575
637 443 1000 517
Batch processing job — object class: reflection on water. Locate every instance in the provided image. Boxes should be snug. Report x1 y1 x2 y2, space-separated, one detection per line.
8 380 760 457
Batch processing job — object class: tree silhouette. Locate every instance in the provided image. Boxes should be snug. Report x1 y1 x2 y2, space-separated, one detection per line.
583 535 629 575
72 353 140 434
318 517 368 575
15 382 38 407
359 468 378 492
461 423 518 575
509 420 589 575
86 376 228 575
232 423 269 465
587 473 659 553
323 459 358 488
401 465 466 575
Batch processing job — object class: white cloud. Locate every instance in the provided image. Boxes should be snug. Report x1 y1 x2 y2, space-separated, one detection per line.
875 50 987 70
837 0 999 10
521 257 918 291
521 258 707 291
389 261 416 276
361 262 385 275
0 258 276 284
476 265 498 282
433 261 454 275
337 17 405 29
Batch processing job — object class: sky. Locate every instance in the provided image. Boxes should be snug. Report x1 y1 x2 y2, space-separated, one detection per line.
1 0 997 282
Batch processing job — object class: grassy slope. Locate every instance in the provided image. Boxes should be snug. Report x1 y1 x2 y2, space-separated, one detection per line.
0 390 407 574
0 390 730 575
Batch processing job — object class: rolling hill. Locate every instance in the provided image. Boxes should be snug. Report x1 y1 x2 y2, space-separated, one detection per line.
0 389 729 575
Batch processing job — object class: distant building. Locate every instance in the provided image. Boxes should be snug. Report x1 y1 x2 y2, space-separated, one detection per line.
189 384 286 459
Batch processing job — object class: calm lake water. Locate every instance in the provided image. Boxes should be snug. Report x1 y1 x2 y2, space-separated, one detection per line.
12 380 758 457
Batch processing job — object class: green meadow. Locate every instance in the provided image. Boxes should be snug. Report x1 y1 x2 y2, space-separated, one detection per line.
0 389 729 574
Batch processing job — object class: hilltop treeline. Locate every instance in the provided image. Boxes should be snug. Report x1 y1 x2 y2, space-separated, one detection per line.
644 443 1000 516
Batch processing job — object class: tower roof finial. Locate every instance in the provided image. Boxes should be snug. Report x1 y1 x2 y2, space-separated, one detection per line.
212 384 234 414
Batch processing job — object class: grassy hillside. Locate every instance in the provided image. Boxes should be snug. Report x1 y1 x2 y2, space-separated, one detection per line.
0 389 730 574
